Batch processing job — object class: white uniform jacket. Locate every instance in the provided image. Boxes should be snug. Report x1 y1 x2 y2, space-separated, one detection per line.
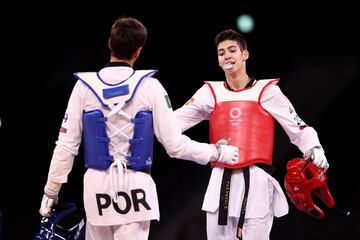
175 79 322 219
46 65 216 226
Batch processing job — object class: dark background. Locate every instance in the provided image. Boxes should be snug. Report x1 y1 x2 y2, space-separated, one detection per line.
0 2 359 239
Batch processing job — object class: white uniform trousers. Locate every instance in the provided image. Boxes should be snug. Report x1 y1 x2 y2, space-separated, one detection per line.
206 179 275 240
85 220 150 240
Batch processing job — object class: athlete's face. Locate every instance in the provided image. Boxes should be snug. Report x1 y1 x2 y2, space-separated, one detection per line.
217 40 248 73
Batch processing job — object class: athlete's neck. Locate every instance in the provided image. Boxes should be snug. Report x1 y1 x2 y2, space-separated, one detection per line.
226 75 252 90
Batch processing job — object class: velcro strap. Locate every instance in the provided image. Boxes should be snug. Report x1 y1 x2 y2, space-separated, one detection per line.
97 136 110 143
129 138 143 144
103 85 129 99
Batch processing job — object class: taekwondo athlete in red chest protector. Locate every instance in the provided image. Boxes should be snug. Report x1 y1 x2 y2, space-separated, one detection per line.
37 17 239 240
174 29 329 240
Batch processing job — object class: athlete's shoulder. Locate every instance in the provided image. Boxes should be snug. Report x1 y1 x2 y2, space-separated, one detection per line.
204 80 224 84
135 69 158 78
256 78 280 84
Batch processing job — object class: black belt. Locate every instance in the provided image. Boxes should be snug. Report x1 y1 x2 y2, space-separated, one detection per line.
237 167 249 239
218 168 232 225
217 167 250 240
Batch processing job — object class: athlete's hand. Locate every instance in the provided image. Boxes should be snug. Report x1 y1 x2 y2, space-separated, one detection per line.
304 147 329 169
39 181 62 217
213 139 238 165
39 193 58 217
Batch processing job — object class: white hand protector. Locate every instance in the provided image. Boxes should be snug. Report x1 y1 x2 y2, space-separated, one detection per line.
213 139 239 165
39 181 62 217
39 193 58 217
304 147 329 169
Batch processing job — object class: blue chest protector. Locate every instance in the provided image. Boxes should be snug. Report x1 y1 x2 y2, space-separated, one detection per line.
75 70 157 171
126 110 154 170
82 109 113 170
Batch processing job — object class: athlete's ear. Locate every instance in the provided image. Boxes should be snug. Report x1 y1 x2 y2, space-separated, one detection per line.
242 50 249 61
108 38 112 50
133 47 142 59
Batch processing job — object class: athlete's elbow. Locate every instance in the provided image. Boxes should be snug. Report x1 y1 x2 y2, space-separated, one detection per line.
166 148 184 159
165 142 187 158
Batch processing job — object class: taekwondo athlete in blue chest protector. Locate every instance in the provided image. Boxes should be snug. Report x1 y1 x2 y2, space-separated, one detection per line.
38 17 239 240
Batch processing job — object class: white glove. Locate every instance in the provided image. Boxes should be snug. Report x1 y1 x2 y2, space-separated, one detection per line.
304 147 329 169
39 181 61 217
212 139 238 165
39 193 58 217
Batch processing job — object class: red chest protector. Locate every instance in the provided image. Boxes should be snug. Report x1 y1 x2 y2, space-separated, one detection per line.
207 79 278 168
